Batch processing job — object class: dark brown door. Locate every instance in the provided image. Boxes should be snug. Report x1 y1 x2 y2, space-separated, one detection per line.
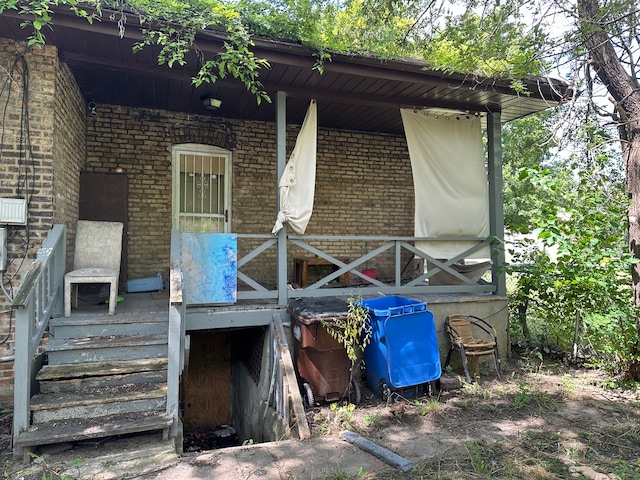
79 172 128 290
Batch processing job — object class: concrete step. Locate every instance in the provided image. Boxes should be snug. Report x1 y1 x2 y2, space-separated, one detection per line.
59 439 179 479
30 383 167 423
49 313 168 339
15 411 174 448
45 335 168 365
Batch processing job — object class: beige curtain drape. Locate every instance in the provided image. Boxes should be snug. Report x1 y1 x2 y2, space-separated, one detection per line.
401 109 490 259
272 100 317 235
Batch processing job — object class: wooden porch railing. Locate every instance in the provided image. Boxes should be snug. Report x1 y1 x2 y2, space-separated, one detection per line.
167 229 186 439
236 234 503 301
11 224 66 455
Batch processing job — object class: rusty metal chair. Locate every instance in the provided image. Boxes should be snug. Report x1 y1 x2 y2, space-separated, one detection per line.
444 314 501 383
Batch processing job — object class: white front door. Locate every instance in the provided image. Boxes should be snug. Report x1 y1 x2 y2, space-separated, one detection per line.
172 144 231 233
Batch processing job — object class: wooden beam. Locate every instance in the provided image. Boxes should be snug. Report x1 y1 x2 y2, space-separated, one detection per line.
272 314 310 439
487 111 507 297
276 92 288 306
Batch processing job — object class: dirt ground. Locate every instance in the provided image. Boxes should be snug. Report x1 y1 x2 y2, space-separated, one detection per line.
2 353 640 479
306 353 640 479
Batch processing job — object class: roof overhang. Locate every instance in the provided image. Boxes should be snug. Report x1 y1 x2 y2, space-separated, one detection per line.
0 8 570 134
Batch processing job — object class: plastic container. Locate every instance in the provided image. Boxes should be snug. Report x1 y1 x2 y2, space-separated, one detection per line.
287 297 360 406
360 296 441 398
361 269 376 284
126 272 163 293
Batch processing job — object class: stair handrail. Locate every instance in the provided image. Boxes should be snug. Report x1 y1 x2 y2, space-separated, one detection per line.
12 224 66 455
166 229 185 438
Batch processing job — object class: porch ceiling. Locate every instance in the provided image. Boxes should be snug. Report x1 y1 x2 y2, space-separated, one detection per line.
0 9 569 135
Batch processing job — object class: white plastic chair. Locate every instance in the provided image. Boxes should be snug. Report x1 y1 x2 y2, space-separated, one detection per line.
64 220 124 317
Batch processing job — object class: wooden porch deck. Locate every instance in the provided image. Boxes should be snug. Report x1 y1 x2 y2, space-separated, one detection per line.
59 288 508 357
68 289 508 363
67 289 501 322
68 290 171 316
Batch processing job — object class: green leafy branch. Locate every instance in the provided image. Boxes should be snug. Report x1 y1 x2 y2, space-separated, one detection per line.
193 23 271 104
321 296 371 366
1 0 271 103
0 0 100 47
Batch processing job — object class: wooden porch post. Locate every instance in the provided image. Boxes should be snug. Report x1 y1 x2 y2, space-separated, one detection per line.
12 302 34 458
276 91 288 305
487 111 507 297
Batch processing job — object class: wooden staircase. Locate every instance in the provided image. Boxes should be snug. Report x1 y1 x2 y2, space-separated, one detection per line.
14 312 175 451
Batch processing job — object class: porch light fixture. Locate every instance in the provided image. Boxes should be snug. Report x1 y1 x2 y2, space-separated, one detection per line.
201 95 222 110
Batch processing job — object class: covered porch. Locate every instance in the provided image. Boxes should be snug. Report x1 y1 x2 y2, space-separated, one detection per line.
0 9 568 298
0 6 569 458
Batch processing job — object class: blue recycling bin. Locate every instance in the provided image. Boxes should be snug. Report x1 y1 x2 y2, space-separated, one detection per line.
360 296 441 398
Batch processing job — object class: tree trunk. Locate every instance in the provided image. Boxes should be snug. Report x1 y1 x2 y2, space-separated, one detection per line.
516 298 530 339
578 0 640 378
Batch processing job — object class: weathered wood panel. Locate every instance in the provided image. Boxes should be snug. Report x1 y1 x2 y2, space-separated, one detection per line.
182 331 231 430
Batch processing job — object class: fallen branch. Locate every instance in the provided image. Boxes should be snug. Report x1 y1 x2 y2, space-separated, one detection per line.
340 431 414 472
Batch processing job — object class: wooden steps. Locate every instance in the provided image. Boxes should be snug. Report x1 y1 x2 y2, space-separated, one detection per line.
39 369 167 394
30 384 168 423
49 313 168 338
15 411 174 447
37 358 168 380
44 335 168 364
16 311 173 452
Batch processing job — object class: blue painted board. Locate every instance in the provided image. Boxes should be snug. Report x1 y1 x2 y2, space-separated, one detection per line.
181 233 237 304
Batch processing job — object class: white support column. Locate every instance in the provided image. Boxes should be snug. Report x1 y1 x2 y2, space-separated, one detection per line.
276 91 288 305
487 111 507 297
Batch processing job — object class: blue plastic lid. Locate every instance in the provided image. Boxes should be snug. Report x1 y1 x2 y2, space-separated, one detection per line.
360 295 427 317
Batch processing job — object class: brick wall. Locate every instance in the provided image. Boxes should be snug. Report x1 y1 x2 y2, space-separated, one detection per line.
0 37 85 397
84 107 238 279
52 61 86 266
85 105 415 287
0 39 57 390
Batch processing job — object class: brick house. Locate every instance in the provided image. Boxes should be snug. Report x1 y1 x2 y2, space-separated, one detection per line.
0 7 568 456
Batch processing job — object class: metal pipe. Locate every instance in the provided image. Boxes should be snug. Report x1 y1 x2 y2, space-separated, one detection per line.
1 281 13 303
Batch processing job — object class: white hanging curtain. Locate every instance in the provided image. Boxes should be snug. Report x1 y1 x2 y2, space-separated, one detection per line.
400 109 490 259
272 100 317 235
